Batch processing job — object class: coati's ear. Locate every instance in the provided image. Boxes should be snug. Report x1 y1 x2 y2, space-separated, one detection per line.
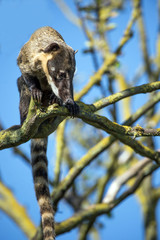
43 43 60 53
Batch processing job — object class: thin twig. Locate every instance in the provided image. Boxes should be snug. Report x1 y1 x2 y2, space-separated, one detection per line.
103 158 151 203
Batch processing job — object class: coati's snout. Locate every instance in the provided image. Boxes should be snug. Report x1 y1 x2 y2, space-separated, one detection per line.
47 59 73 101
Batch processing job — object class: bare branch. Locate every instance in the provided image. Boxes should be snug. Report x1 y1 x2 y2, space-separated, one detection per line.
103 158 151 203
54 120 66 186
53 0 80 26
93 81 160 111
54 163 159 236
0 181 36 239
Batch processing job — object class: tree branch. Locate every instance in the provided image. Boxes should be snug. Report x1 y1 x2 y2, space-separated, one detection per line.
0 181 36 239
103 158 151 203
93 81 160 110
55 163 159 236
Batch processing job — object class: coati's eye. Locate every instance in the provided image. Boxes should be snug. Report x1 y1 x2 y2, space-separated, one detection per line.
43 43 60 53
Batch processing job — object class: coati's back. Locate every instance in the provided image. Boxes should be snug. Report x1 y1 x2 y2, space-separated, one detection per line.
17 26 79 240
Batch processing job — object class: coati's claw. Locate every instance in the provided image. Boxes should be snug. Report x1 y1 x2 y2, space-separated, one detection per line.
75 102 80 114
65 100 79 118
49 93 63 105
49 94 57 105
31 88 43 103
72 102 79 116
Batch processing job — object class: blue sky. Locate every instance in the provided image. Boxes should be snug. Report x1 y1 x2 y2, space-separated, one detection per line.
0 0 159 240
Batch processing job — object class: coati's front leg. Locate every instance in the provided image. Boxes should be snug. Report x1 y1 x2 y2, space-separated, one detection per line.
17 76 31 124
23 73 79 117
23 74 43 103
64 99 79 117
48 93 63 106
17 74 44 124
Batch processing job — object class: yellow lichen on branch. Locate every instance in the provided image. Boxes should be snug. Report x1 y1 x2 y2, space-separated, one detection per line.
0 181 36 239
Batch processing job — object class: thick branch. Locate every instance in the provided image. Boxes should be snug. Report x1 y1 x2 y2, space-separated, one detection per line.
1 81 160 150
1 100 160 170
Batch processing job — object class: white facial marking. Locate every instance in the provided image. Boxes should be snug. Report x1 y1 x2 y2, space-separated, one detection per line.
35 52 60 98
48 76 60 97
50 66 55 72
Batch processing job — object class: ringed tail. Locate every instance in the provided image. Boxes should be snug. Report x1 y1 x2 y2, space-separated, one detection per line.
31 138 55 240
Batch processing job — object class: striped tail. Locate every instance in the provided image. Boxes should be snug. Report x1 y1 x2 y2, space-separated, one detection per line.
31 138 55 240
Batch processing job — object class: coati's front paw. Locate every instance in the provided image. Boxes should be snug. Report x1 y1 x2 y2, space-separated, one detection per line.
31 88 43 103
49 94 62 105
64 99 79 118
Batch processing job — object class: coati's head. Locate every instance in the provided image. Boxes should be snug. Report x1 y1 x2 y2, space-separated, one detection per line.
39 41 76 106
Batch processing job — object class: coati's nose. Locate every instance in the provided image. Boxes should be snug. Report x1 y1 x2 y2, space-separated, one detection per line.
64 98 74 105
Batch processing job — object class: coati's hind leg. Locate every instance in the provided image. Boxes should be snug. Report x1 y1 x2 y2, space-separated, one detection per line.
31 138 55 240
17 76 31 124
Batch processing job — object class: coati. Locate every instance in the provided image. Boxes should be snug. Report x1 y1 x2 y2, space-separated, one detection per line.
17 26 79 240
